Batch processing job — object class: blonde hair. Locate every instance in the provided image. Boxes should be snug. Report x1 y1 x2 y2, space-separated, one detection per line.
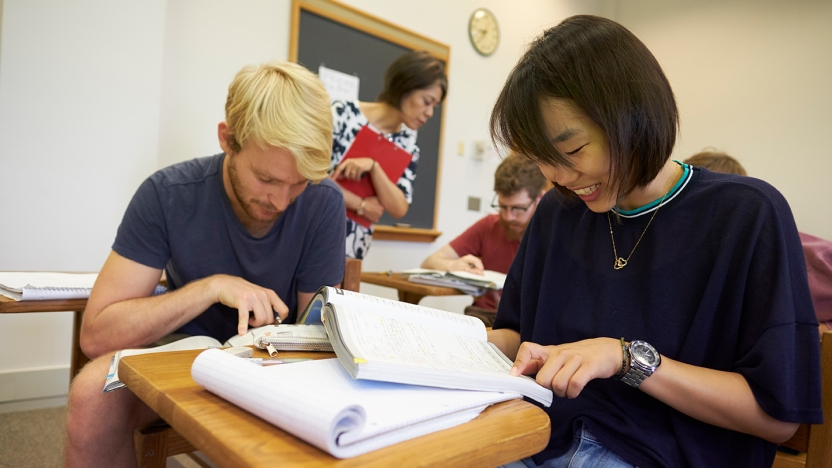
225 61 332 182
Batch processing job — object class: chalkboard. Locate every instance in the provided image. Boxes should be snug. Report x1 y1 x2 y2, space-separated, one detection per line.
290 0 449 242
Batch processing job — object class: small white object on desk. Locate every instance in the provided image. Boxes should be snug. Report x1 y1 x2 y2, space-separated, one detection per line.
223 346 254 358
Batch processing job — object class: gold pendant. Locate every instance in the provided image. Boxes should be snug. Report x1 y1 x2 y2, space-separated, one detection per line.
614 257 628 270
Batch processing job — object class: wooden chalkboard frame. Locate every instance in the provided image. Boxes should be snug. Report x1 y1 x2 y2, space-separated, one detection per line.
289 0 449 242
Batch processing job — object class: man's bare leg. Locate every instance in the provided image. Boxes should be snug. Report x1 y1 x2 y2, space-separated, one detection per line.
63 353 160 467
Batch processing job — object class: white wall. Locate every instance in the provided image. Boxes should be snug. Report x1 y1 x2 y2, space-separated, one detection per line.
0 1 166 375
609 0 832 238
0 0 829 400
0 0 582 396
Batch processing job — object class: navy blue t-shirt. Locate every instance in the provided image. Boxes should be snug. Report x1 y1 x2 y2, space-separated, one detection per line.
494 166 823 467
113 154 346 342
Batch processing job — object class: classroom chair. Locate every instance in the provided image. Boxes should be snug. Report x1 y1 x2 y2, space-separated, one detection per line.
133 258 362 468
773 330 832 468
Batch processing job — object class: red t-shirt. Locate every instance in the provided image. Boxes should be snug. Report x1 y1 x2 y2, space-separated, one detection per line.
800 232 832 324
449 214 521 311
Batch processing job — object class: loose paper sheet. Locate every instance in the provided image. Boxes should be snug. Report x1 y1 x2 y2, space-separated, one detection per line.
319 65 360 102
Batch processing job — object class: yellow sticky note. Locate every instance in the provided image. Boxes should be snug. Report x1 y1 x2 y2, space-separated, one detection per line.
354 358 368 364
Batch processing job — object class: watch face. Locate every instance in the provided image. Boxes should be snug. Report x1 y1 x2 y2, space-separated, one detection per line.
631 341 660 367
469 9 499 56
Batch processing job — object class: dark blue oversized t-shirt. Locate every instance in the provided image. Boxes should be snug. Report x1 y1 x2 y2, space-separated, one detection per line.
113 154 346 342
494 166 823 468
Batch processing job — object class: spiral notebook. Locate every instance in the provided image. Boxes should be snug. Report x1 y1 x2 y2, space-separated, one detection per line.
0 272 99 301
0 272 167 301
191 349 520 458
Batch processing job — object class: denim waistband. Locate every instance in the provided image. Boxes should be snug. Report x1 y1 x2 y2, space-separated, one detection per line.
577 423 600 443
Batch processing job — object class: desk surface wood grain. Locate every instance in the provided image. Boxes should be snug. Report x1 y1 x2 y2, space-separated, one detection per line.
0 295 87 313
120 348 550 467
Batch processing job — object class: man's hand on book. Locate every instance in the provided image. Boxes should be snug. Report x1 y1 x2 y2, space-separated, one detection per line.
451 255 485 275
331 157 375 181
510 338 621 399
207 275 289 336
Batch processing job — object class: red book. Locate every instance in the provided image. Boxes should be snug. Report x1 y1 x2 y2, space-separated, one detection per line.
337 125 413 227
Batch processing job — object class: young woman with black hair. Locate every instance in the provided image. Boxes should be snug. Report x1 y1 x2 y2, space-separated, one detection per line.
489 15 822 468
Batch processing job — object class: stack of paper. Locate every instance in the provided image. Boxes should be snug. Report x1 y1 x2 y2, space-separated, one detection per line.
191 349 520 459
189 286 552 459
405 270 506 295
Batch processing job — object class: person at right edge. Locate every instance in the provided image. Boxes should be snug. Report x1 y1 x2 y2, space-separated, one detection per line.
684 149 832 339
488 15 822 468
329 51 448 259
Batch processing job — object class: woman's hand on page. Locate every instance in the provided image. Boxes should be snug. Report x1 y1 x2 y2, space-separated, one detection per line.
511 338 622 399
331 157 375 181
361 196 384 223
207 275 289 335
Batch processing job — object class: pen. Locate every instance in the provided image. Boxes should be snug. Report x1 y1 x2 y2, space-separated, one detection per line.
244 358 313 366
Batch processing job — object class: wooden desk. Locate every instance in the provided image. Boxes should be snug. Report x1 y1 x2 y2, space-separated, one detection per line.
360 272 468 304
0 296 89 380
120 348 551 467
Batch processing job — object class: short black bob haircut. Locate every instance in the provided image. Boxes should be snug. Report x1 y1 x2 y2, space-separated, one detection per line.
490 15 678 202
378 50 448 109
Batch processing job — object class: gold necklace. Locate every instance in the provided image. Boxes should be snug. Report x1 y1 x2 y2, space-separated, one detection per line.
607 164 680 270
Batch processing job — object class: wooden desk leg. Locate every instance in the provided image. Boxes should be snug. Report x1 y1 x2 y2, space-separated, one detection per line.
398 291 427 304
70 310 89 380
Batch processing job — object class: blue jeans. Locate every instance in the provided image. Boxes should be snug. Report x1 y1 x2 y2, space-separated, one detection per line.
501 424 636 468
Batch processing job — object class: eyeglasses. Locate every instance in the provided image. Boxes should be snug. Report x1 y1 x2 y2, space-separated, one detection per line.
491 194 536 216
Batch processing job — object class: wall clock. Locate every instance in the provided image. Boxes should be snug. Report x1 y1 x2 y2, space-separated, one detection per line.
469 8 499 56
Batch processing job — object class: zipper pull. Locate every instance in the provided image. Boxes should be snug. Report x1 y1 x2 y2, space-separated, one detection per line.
266 342 278 358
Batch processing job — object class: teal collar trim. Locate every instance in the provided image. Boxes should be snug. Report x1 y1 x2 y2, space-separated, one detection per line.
613 161 689 218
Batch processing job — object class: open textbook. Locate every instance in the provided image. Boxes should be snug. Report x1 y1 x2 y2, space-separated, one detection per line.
102 324 326 392
191 349 520 458
304 286 552 406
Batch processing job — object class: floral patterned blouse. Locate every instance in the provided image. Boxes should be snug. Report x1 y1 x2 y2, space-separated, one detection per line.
330 100 420 259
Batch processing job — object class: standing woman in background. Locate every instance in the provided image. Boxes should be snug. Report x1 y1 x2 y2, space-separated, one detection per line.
488 15 822 467
329 51 447 259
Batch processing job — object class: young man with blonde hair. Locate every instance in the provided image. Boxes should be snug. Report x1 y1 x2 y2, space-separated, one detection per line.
421 154 546 325
63 61 346 467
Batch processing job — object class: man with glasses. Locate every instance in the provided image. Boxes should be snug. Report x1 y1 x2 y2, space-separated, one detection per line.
421 154 547 325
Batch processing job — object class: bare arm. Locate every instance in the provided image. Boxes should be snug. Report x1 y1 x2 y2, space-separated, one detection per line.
367 161 408 218
332 181 384 224
334 182 364 215
641 355 799 443
421 244 485 275
511 339 799 443
331 158 408 218
487 328 521 360
81 251 288 358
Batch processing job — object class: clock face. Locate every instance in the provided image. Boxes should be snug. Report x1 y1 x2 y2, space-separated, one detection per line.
469 8 499 56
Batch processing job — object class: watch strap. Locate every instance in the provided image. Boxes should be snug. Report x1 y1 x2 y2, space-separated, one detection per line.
620 366 649 388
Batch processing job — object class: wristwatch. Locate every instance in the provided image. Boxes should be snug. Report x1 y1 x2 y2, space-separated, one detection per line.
356 199 366 216
620 340 661 388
